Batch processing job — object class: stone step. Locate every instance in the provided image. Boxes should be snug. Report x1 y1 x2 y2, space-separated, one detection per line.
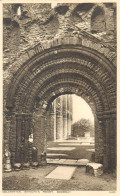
47 158 90 166
47 153 68 157
54 139 94 143
47 147 75 151
58 143 94 146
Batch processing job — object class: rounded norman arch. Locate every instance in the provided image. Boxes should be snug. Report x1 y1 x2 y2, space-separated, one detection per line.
6 44 116 171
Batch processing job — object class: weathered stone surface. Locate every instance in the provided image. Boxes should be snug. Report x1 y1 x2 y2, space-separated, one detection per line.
86 162 103 176
45 166 76 180
3 3 116 172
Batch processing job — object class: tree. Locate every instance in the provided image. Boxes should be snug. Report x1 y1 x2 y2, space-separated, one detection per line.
71 118 94 137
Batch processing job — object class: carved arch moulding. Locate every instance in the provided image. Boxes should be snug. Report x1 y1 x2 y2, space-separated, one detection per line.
5 41 116 171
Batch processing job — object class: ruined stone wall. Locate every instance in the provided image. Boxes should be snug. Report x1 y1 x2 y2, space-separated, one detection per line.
3 3 116 68
3 3 116 170
3 2 116 125
3 3 116 109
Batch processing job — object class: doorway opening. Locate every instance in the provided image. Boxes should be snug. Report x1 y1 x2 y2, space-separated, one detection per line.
46 94 95 162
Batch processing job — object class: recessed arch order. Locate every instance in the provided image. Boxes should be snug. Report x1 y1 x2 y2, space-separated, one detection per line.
6 44 116 171
7 45 115 111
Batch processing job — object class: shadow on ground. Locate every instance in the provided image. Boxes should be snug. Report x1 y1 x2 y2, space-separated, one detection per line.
47 140 95 161
3 165 116 191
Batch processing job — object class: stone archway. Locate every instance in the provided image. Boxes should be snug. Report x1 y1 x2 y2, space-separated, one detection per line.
6 43 116 171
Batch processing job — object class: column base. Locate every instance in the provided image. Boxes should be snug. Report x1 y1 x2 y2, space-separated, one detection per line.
13 163 21 171
39 152 47 166
32 161 39 168
4 168 12 172
39 160 47 166
22 162 30 170
4 160 12 172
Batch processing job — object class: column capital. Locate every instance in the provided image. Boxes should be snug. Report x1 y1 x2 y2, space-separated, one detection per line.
97 110 116 120
15 113 32 116
15 113 32 121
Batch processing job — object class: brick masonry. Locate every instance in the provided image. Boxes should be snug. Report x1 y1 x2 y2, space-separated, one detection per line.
3 3 116 172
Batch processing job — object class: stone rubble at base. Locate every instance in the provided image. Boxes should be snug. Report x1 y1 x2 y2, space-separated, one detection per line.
86 162 103 176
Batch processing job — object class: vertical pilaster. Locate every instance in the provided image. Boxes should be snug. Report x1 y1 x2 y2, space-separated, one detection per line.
56 96 63 140
33 108 46 164
49 100 57 141
15 113 32 165
69 95 73 136
63 95 67 139
110 117 116 170
67 95 71 138
3 113 13 166
103 118 111 171
103 114 116 171
24 114 31 164
45 100 57 142
15 114 22 163
53 100 57 140
94 115 104 164
9 113 16 164
96 111 116 171
46 109 51 141
20 115 25 165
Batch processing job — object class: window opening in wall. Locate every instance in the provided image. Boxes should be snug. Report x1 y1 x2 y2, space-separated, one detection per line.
17 6 22 16
12 4 22 16
91 6 106 33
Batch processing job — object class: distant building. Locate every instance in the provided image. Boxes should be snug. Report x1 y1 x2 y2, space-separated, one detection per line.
46 95 73 141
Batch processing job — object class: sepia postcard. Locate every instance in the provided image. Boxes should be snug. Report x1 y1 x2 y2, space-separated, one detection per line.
1 0 120 195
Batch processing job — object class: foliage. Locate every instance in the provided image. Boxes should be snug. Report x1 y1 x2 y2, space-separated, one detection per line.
71 118 94 137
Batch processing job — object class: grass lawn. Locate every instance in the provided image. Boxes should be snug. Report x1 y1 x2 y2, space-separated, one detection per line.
3 165 116 191
47 140 95 160
3 140 116 191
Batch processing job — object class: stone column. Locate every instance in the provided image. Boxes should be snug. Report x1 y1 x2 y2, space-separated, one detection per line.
15 113 32 167
4 119 11 162
53 100 57 140
15 114 22 165
96 111 116 172
24 114 32 164
46 109 51 141
103 113 116 172
49 100 57 141
103 118 110 171
69 95 73 136
3 113 12 170
56 96 63 140
63 95 68 139
9 112 16 165
48 101 56 141
109 114 116 170
33 108 46 164
67 95 71 138
20 115 25 165
94 115 104 164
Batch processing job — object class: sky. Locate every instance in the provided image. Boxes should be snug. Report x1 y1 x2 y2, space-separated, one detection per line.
72 94 94 124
